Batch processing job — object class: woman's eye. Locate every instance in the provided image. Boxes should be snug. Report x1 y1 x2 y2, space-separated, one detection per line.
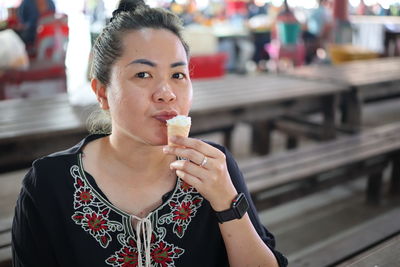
172 73 185 80
135 72 151 78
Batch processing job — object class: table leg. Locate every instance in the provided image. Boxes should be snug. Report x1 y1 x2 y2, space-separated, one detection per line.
341 87 362 133
390 153 400 195
252 121 273 155
321 94 337 140
367 170 383 205
222 126 234 151
286 135 298 150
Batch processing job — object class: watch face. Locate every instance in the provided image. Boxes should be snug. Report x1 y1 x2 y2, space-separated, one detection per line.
234 193 249 217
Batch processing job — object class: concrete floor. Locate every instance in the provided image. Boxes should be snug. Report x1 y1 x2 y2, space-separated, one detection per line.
1 96 400 263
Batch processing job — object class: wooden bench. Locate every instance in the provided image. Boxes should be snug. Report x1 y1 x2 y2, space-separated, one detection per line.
239 122 400 266
0 217 12 267
240 122 400 210
0 169 25 267
336 230 400 267
290 207 400 267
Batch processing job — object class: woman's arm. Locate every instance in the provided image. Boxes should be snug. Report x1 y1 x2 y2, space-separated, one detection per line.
164 136 287 267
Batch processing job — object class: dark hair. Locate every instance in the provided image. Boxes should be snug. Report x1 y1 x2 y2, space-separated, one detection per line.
91 0 190 85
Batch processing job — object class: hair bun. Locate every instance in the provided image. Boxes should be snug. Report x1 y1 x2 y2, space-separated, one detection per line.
111 0 146 22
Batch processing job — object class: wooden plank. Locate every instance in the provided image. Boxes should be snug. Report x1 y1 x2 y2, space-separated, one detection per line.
286 57 400 87
0 232 10 249
246 136 400 194
241 123 400 193
253 160 388 210
0 218 13 234
290 207 400 267
240 122 400 174
336 234 400 267
191 75 346 112
0 246 11 267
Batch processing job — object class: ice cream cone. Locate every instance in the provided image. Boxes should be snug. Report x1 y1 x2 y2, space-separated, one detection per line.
166 115 191 146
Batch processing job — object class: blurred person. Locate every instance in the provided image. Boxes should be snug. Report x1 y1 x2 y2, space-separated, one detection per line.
303 0 333 63
18 0 56 46
247 0 271 71
12 0 288 266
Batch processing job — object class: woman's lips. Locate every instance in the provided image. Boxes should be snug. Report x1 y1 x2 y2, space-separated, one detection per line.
153 112 178 122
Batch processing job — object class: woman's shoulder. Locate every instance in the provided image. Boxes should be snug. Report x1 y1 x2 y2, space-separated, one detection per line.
22 135 104 192
32 134 105 168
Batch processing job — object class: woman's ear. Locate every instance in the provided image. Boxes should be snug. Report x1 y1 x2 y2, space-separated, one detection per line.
91 78 109 110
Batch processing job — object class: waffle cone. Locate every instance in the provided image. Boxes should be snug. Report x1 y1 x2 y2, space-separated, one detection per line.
168 125 191 146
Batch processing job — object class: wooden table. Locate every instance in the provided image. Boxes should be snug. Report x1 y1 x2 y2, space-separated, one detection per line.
286 57 400 132
0 74 346 171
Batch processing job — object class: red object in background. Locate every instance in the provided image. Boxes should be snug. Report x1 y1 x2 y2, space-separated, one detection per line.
35 12 69 61
189 53 228 79
0 12 69 100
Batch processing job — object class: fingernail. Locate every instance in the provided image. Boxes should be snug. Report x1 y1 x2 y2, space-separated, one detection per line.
176 170 184 177
163 146 171 153
170 162 178 168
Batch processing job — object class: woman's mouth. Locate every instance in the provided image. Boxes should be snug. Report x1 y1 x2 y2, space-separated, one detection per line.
153 111 178 123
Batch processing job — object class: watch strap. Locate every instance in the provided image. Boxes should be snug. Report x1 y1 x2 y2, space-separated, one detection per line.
215 208 237 224
215 193 248 224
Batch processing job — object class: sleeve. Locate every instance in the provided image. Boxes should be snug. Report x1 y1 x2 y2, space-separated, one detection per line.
12 167 58 267
223 147 288 267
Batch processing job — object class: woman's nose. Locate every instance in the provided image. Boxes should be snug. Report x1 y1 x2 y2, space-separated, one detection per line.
153 83 176 103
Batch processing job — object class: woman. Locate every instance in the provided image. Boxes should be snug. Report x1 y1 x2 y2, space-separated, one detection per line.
12 0 287 266
18 0 56 45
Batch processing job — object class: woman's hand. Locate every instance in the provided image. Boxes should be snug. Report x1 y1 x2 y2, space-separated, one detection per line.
163 135 238 211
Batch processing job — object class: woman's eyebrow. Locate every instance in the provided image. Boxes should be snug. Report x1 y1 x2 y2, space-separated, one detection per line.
127 59 156 67
170 61 187 68
127 59 187 68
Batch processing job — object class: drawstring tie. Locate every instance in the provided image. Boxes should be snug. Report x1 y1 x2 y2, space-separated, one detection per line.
134 215 153 267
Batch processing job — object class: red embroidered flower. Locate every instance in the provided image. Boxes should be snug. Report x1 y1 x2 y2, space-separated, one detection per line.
106 238 139 267
79 190 93 203
86 212 109 232
74 188 94 208
151 240 184 267
151 241 174 266
180 181 192 191
173 202 192 221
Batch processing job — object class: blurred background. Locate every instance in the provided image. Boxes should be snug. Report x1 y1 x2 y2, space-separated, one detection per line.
0 0 400 266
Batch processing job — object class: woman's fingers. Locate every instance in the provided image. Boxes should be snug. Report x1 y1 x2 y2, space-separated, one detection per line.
163 145 214 168
170 160 209 179
175 170 202 188
168 135 222 159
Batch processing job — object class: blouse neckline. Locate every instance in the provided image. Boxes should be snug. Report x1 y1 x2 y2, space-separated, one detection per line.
76 152 180 220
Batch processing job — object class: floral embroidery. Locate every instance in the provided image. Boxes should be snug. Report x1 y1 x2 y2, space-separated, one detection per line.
106 237 140 267
70 162 204 266
158 183 203 238
70 165 123 248
74 188 94 207
151 239 184 267
72 207 115 248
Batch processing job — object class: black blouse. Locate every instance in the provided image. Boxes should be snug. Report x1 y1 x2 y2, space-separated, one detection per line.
12 134 288 267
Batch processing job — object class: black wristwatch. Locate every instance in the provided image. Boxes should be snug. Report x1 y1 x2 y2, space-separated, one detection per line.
215 193 249 224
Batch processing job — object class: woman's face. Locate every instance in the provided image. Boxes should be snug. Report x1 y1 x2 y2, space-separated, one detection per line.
102 28 192 146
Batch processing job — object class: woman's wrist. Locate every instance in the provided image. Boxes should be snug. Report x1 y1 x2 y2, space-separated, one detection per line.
210 191 238 212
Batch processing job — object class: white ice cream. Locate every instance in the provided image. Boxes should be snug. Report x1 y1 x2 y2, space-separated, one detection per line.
166 115 191 127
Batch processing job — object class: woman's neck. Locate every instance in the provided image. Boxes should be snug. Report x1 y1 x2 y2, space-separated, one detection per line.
101 134 173 182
